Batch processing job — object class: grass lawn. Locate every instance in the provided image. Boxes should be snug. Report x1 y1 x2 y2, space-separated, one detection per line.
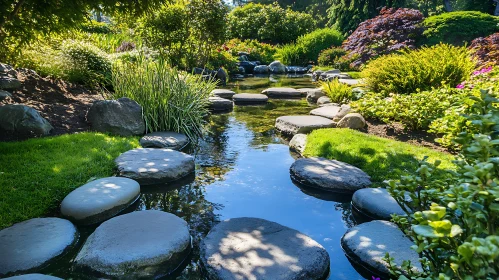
0 133 139 229
304 128 455 186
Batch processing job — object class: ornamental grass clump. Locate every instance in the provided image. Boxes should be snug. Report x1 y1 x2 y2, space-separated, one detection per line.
320 79 352 104
112 58 216 139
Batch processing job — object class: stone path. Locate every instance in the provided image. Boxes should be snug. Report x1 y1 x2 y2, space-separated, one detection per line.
208 96 234 113
233 93 268 105
352 188 406 220
140 131 189 150
262 87 301 99
275 116 334 136
211 89 235 99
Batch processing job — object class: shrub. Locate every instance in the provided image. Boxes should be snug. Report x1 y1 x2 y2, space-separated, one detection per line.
341 7 424 68
470 33 499 68
422 11 499 46
320 79 353 104
206 49 239 75
318 47 347 67
225 39 277 64
363 44 475 94
111 59 217 139
79 20 112 34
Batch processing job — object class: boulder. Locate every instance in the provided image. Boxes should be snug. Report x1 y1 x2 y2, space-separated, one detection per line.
253 65 270 74
269 61 286 74
0 63 17 76
211 89 236 100
262 87 301 99
216 68 227 86
75 210 191 279
60 177 141 225
305 89 326 103
0 90 12 102
0 218 78 276
341 220 422 277
352 188 406 220
289 134 307 155
333 104 352 122
297 88 318 97
115 148 195 185
140 131 189 150
0 104 53 136
233 93 268 105
337 113 366 129
0 76 21 90
200 217 330 280
208 96 234 113
86 97 145 136
290 157 371 193
286 66 308 73
310 105 341 120
2 274 63 280
275 116 334 136
317 96 332 105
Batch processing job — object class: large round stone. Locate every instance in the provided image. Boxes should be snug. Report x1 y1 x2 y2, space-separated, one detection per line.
290 157 371 193
115 148 195 185
140 131 189 150
211 89 236 99
289 134 307 155
0 218 78 276
262 87 301 99
305 89 326 103
3 274 63 280
60 177 141 225
75 210 190 278
233 93 268 105
337 113 366 129
275 116 334 136
352 188 406 220
341 220 422 277
0 104 53 137
200 217 330 280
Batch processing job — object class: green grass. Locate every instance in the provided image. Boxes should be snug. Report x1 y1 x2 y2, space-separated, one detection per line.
0 133 139 229
346 71 363 79
304 128 455 186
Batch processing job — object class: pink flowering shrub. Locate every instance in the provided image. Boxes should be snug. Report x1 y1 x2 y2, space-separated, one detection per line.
470 33 499 68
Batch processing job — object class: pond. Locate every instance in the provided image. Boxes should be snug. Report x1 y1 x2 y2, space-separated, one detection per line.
46 75 368 279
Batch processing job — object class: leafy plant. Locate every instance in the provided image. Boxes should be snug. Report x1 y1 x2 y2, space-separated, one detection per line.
111 58 216 139
363 44 475 94
225 38 277 64
320 79 353 104
318 47 347 67
470 32 499 68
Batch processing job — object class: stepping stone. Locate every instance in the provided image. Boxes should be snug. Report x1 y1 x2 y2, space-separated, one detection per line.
333 104 352 122
289 133 307 155
310 105 341 120
211 89 236 99
290 157 371 193
275 116 334 136
262 87 301 99
200 217 330 280
3 274 63 280
339 78 361 86
75 210 191 279
115 148 195 185
140 131 189 150
337 113 366 129
352 188 406 220
297 88 318 97
60 177 141 225
317 96 332 105
306 89 326 103
233 93 268 105
341 220 422 277
208 96 234 113
0 218 78 276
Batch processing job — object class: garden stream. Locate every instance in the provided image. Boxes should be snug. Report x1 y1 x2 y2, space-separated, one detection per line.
47 76 367 280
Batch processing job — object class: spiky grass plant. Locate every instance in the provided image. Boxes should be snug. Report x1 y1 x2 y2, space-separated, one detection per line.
112 58 216 139
320 79 353 104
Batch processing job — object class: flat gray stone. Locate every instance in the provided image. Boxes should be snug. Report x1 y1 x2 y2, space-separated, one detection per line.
0 218 78 276
0 104 53 136
211 89 236 99
317 96 332 105
200 217 330 280
337 113 366 129
140 131 189 150
310 105 341 120
289 134 307 155
75 210 191 279
341 220 422 277
306 89 326 103
275 116 334 136
115 148 195 185
352 188 406 220
208 97 234 112
3 274 63 280
262 87 301 99
60 177 140 225
233 93 268 105
290 157 371 193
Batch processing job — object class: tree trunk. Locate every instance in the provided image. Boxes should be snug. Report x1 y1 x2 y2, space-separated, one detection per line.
443 0 452 12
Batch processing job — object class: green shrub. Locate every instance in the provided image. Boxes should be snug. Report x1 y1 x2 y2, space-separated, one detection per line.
274 44 302 66
225 38 277 65
111 59 217 139
79 20 112 34
320 79 353 104
206 49 239 75
318 47 347 67
422 11 499 46
363 44 475 94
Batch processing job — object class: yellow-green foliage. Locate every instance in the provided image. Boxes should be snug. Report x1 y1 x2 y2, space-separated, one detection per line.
320 79 352 103
363 44 475 94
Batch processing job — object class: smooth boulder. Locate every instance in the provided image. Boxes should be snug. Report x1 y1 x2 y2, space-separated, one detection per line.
289 134 307 155
290 157 371 193
275 116 334 136
253 65 270 74
115 148 195 185
306 89 326 103
337 113 366 129
333 104 352 122
3 274 63 280
262 87 301 99
75 210 191 279
140 131 189 150
297 88 318 97
0 104 53 136
86 97 145 136
352 188 406 220
233 93 268 105
310 105 341 120
211 89 236 100
208 96 234 113
0 218 78 276
341 220 422 277
60 177 141 225
200 217 330 280
316 96 332 106
269 61 286 74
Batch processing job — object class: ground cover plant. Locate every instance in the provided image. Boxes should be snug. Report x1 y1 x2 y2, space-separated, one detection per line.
0 133 139 229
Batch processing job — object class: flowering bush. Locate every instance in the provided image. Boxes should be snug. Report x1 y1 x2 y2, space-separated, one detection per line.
341 7 424 69
470 33 499 69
